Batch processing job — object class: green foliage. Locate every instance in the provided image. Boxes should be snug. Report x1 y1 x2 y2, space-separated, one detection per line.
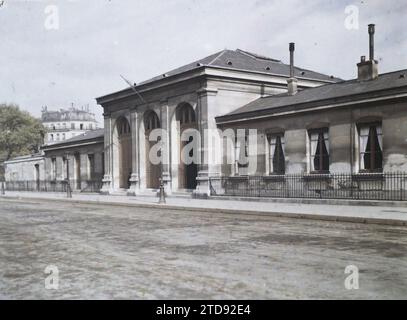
0 103 45 161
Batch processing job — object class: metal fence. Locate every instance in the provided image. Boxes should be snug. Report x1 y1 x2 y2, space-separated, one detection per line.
4 180 102 193
209 173 407 201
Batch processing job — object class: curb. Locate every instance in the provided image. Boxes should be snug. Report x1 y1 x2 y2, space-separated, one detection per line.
1 195 406 227
210 195 407 208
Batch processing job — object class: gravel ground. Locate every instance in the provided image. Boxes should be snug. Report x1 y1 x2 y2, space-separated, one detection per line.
0 198 406 299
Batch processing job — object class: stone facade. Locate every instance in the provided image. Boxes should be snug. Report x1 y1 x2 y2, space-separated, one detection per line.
96 49 336 196
41 130 104 191
5 130 105 192
216 99 407 176
4 154 45 182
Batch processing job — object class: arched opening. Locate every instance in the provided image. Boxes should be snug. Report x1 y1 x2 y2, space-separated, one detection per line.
116 117 132 189
176 103 198 190
144 111 161 189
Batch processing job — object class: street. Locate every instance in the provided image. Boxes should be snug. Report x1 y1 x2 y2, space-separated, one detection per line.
0 198 406 299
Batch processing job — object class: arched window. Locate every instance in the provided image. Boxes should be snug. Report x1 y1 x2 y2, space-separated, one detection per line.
358 122 382 172
144 111 160 131
176 104 196 126
117 117 131 136
268 133 285 175
309 128 330 173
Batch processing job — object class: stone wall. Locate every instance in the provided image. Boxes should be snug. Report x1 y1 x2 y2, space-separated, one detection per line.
4 155 45 182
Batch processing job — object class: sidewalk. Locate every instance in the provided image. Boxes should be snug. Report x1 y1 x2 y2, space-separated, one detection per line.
1 191 407 226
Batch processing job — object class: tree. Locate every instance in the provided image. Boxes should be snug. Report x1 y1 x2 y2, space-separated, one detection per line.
0 103 45 162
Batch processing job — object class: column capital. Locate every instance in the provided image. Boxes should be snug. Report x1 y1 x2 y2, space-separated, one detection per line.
160 98 169 106
197 87 218 96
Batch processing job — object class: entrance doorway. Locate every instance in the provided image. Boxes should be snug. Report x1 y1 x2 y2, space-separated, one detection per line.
74 153 81 190
176 103 198 190
144 111 161 189
116 117 132 189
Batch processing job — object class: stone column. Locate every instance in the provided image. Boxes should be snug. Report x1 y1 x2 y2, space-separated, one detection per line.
128 109 140 195
160 99 172 194
285 129 307 174
193 87 219 198
100 113 113 194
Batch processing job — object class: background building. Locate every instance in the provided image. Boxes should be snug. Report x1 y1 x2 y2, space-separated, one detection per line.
4 129 104 192
42 105 99 145
41 129 105 192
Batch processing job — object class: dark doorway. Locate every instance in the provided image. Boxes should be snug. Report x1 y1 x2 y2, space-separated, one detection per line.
144 111 161 189
177 103 198 190
117 117 132 189
74 153 81 190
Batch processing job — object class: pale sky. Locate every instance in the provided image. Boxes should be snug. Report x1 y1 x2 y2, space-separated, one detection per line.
1 0 406 124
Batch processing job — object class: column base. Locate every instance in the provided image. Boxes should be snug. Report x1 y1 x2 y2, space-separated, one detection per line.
192 171 211 199
100 175 112 195
161 171 172 195
127 173 140 196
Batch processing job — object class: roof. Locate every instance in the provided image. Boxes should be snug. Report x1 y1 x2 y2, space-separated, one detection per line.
97 49 341 101
42 129 104 150
41 107 97 122
138 49 341 85
4 153 44 163
216 69 407 123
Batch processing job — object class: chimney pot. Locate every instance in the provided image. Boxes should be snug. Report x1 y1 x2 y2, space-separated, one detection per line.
289 42 295 78
357 25 378 81
368 23 375 61
287 42 297 95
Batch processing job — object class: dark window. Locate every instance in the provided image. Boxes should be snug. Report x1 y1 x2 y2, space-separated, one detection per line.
51 158 57 180
236 130 249 169
177 104 196 125
118 117 131 136
88 154 95 180
309 129 329 173
144 112 160 131
359 124 383 172
269 134 285 174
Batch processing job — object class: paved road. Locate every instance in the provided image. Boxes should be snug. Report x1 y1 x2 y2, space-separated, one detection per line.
0 198 406 299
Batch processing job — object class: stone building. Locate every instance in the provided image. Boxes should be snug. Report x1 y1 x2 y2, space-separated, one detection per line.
41 129 104 191
42 105 99 145
4 153 45 182
96 49 339 196
213 25 407 199
4 129 104 192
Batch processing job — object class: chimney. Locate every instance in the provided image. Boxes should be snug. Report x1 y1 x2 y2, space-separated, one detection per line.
357 24 379 81
287 42 298 95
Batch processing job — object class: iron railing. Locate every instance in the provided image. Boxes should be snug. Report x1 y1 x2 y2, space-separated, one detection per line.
209 173 407 201
4 180 102 193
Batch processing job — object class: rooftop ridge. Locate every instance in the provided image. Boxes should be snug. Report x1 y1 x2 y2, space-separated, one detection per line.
207 49 228 66
236 49 282 63
218 67 407 120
